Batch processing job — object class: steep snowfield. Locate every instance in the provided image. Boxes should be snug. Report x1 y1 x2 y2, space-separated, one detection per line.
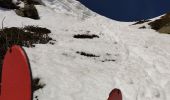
41 0 95 19
0 1 170 100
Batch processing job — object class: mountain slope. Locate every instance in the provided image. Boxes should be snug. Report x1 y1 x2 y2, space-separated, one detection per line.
0 1 170 100
41 0 95 19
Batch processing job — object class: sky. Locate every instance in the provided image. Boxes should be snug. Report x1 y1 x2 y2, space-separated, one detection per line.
78 0 170 21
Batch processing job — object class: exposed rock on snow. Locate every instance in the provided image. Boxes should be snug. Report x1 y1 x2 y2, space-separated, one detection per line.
15 4 40 19
148 13 170 30
0 0 40 19
73 33 99 39
0 0 19 9
132 13 170 34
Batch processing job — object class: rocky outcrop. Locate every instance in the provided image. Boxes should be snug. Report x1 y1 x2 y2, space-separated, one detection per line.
158 22 170 34
0 0 40 20
149 13 170 31
21 0 43 5
148 13 170 34
15 4 40 19
0 0 19 9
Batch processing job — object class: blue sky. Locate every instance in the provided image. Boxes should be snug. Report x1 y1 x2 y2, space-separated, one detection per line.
79 0 170 21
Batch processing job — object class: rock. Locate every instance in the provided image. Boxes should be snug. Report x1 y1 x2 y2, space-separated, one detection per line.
158 22 170 34
0 0 19 9
21 0 43 5
148 13 170 34
15 8 25 17
15 4 40 19
149 13 170 30
24 4 39 19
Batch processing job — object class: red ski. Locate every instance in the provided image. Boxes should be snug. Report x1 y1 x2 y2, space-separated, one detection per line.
108 88 122 100
0 45 32 100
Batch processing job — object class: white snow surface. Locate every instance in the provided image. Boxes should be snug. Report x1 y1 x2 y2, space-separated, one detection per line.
0 2 170 100
41 0 96 19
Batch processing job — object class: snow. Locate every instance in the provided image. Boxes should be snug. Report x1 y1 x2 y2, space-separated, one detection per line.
41 0 96 19
0 1 170 100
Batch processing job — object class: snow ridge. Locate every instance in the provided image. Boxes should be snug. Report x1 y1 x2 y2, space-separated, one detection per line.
41 0 96 19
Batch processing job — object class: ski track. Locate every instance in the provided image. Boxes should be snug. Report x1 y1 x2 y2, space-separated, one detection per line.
0 3 170 100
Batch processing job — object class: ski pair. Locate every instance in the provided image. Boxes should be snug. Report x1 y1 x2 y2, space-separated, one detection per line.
0 45 32 100
0 45 122 100
108 88 122 100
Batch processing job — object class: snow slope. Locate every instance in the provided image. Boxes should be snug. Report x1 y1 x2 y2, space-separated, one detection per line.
41 0 96 19
0 1 170 100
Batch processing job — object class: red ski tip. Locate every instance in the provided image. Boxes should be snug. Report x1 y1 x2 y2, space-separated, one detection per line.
108 88 122 100
0 45 33 100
